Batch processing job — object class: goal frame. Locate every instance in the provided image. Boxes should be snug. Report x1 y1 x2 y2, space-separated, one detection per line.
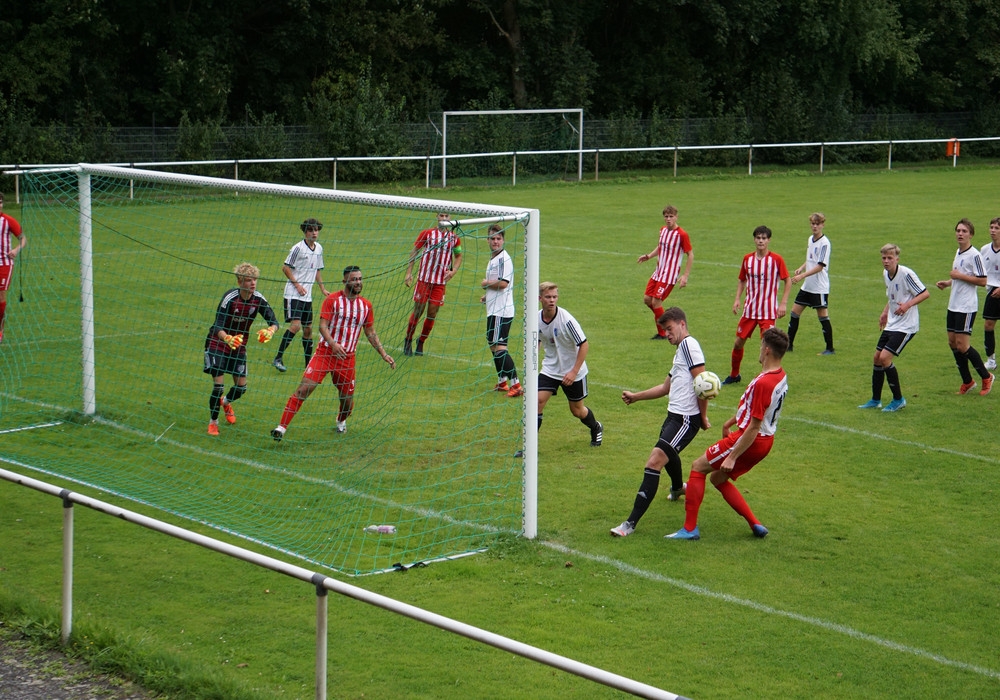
441 108 584 187
42 163 542 540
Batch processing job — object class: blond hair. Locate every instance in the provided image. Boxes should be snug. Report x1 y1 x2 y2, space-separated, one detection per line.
809 212 826 225
880 243 900 257
539 281 558 295
233 262 260 281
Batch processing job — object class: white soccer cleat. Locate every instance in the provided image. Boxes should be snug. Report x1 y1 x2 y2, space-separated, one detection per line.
270 425 286 441
336 420 347 434
986 355 997 371
610 521 635 537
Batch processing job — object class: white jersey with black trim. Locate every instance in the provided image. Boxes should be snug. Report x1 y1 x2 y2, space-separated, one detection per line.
283 240 325 302
980 242 1000 289
884 264 926 334
539 306 588 381
484 250 515 318
668 335 705 416
801 234 831 294
948 246 985 313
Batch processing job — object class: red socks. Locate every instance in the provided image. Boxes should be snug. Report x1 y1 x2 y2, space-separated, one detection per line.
730 347 744 377
279 395 304 429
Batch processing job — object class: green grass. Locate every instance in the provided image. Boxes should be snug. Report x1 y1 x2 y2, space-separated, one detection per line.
3 165 1000 698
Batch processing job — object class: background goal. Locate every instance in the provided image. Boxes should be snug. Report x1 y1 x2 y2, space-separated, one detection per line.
0 164 539 575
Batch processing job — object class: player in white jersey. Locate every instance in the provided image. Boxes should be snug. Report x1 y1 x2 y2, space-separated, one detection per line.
858 244 930 412
273 218 329 372
481 225 522 397
936 218 992 395
638 205 693 340
271 266 395 441
537 282 603 447
787 212 835 354
666 327 789 541
979 217 1000 370
610 308 711 537
722 226 790 386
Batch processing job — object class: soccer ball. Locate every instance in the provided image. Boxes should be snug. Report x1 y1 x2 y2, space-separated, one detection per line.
693 370 721 400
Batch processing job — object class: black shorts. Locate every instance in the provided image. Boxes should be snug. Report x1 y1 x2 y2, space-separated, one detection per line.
656 412 701 455
946 310 976 335
875 330 915 357
486 315 513 346
538 372 588 402
793 290 829 310
283 297 314 325
203 347 248 378
984 288 1000 321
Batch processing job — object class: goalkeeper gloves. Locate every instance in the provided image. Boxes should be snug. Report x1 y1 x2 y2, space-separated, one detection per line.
257 328 274 344
222 333 244 350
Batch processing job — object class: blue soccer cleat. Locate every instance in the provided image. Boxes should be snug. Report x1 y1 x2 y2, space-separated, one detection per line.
751 524 769 538
665 526 700 540
858 399 881 409
882 398 906 412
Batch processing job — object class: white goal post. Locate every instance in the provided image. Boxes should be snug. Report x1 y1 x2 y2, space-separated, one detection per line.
441 108 584 187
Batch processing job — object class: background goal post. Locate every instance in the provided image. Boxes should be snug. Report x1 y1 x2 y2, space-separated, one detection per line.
1 163 539 575
441 108 584 187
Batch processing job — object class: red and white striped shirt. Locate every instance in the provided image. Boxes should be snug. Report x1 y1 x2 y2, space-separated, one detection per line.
738 251 789 320
734 368 788 437
651 226 692 284
414 227 462 285
318 291 373 355
0 213 23 266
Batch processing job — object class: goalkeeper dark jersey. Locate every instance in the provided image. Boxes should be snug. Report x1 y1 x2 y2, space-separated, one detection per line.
205 288 279 354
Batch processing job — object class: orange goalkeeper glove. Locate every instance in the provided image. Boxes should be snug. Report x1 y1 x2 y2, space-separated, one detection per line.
222 333 244 350
257 328 274 344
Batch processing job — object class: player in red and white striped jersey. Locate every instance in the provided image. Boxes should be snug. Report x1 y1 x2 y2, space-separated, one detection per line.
271 266 395 441
637 205 693 340
666 327 789 541
722 226 790 385
403 212 463 356
0 192 26 343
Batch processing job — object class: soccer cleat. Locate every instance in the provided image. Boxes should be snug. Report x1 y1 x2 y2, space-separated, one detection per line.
610 521 635 537
980 373 994 396
403 339 413 356
857 399 882 409
207 422 220 436
751 524 769 538
415 340 424 356
590 421 603 447
882 398 906 412
336 420 347 434
270 425 285 441
957 380 977 395
818 349 835 356
494 380 510 392
667 483 687 501
221 399 236 424
273 357 287 372
986 355 997 371
650 333 668 340
665 526 700 540
721 374 741 386
507 383 524 398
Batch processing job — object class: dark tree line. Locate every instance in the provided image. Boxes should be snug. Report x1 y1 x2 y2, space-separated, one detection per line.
2 0 1000 156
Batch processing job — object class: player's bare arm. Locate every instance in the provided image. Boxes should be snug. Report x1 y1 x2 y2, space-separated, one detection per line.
622 377 671 405
720 416 762 472
364 326 396 369
678 250 693 287
733 280 745 315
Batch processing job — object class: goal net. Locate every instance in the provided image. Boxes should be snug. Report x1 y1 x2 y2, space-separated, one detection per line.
0 164 539 576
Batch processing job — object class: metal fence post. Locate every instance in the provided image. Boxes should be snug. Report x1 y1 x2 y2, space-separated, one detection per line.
61 490 75 645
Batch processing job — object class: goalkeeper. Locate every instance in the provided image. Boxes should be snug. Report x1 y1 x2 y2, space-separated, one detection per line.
203 262 280 436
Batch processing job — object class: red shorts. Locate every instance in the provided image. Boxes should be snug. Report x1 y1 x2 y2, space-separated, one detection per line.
303 352 357 396
736 316 775 340
703 429 774 479
0 264 12 291
644 278 675 301
413 280 447 306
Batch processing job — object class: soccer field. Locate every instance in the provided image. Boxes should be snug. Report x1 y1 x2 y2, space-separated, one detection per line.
2 165 999 698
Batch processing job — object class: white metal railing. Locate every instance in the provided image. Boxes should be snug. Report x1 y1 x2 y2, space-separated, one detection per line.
2 135 997 203
0 466 685 700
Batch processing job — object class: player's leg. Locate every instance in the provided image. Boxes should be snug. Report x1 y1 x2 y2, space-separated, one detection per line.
610 448 667 537
275 298 301 371
787 299 806 350
566 377 601 446
418 298 443 352
985 317 997 370
817 297 834 354
668 451 715 539
333 364 357 432
405 288 428 354
725 322 751 384
300 303 315 366
536 375 557 431
710 442 770 536
644 279 669 339
208 374 226 434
